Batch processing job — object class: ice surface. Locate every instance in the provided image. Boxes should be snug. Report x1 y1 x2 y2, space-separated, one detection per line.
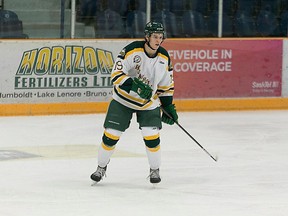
0 111 288 216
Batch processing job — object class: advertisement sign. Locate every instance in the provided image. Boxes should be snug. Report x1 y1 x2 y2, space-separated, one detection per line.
0 39 283 106
165 40 282 98
0 40 130 104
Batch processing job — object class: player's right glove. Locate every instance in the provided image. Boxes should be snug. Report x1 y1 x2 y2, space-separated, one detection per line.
161 104 178 125
131 78 153 100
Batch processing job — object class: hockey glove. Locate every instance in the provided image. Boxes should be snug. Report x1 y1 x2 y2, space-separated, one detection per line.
131 78 153 100
161 104 178 125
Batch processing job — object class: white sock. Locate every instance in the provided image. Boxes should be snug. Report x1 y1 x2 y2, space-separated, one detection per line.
98 142 115 167
146 146 161 170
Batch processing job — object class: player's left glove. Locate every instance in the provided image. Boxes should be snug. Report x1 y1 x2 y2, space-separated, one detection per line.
119 77 153 100
161 104 178 125
131 78 153 100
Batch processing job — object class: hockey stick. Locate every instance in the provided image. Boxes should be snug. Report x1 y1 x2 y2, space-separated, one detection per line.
161 107 218 162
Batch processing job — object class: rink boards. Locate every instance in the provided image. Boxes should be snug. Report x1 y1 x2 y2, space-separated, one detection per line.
1 38 288 116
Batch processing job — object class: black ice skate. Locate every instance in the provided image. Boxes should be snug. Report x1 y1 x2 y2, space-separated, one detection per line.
149 168 161 184
90 165 107 183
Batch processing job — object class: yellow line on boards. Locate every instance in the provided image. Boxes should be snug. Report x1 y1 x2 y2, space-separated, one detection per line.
1 98 288 116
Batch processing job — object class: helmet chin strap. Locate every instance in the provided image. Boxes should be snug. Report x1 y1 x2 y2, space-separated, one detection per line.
146 37 164 51
146 38 157 51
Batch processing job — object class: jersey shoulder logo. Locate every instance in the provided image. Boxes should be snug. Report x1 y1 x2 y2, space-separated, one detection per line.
119 48 126 58
133 55 141 63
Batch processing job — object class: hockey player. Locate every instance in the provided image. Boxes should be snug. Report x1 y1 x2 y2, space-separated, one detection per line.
90 21 178 184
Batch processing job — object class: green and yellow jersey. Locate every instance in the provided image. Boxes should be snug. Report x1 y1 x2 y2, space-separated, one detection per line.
111 41 174 110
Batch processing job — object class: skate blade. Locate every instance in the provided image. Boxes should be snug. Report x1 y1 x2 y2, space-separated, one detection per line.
151 182 161 188
91 181 98 186
151 184 161 189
